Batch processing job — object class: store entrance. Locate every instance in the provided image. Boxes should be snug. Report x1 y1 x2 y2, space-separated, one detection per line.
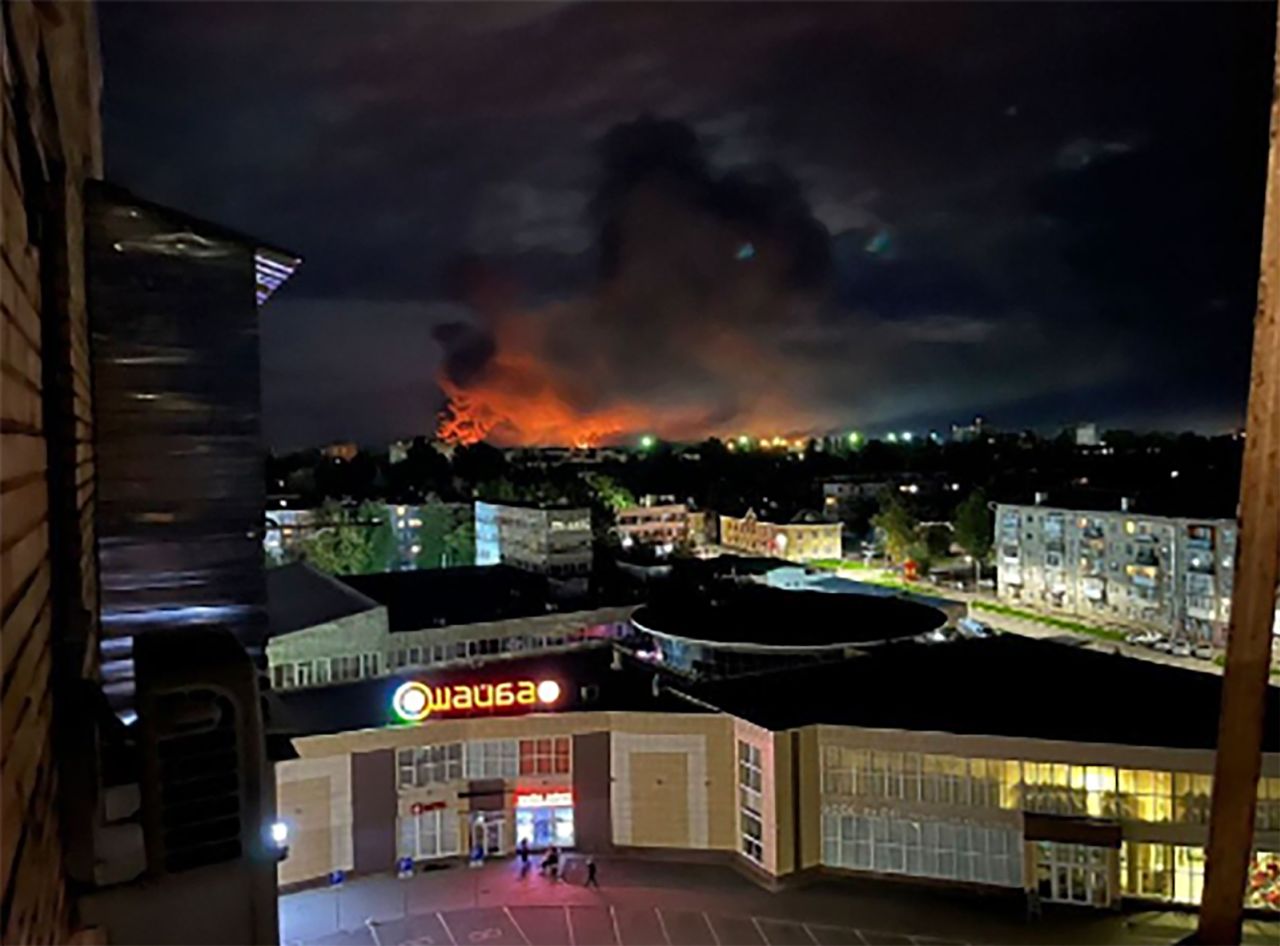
515 792 575 849
1036 841 1112 907
471 814 506 857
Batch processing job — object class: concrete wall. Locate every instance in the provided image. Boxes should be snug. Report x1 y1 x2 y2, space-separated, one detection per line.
276 755 354 887
1 3 102 941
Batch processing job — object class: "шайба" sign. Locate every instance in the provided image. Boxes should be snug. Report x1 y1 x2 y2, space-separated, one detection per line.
392 678 562 722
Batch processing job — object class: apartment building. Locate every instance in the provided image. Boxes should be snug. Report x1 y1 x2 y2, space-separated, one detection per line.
616 502 689 550
995 502 1237 644
719 509 843 562
475 501 593 576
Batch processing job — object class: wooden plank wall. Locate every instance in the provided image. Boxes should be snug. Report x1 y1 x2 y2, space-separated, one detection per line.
1 2 102 943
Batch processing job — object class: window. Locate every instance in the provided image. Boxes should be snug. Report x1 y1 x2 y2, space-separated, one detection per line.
1257 778 1280 832
295 661 313 688
1173 773 1213 825
519 737 570 776
272 663 294 689
741 809 764 863
1117 769 1172 822
329 655 361 682
738 740 765 863
397 743 464 789
822 812 1021 888
361 653 380 677
467 740 518 779
398 806 460 860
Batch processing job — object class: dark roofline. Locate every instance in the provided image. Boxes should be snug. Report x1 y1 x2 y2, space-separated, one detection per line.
89 180 302 261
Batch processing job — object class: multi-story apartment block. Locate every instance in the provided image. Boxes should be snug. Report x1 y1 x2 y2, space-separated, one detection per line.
475 501 593 576
822 477 890 521
616 502 690 550
719 509 843 562
995 502 1238 644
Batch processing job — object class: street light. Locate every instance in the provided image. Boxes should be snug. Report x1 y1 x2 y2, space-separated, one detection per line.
639 435 655 449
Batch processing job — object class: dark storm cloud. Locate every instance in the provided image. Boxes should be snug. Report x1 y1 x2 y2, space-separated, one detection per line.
98 2 1276 447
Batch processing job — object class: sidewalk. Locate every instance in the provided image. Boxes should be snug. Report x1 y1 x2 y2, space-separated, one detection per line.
278 856 1279 946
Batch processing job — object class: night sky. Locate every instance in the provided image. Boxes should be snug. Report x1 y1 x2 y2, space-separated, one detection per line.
99 3 1277 449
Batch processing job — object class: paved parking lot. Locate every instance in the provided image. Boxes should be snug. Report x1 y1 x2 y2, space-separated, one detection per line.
294 902 966 946
279 856 1279 946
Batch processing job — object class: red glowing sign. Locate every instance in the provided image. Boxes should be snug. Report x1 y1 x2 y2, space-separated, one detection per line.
392 678 563 723
514 790 573 808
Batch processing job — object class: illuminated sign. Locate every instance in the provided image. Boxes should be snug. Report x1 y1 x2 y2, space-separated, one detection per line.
515 791 574 808
392 678 563 723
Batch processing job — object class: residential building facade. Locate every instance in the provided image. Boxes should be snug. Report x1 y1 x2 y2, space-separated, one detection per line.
719 510 842 561
616 502 689 550
475 501 593 576
995 503 1238 644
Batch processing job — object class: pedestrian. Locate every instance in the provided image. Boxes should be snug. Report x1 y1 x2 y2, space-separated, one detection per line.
1026 889 1042 922
518 838 531 878
585 857 599 888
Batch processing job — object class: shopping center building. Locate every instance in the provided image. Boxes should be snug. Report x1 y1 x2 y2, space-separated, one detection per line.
272 586 1280 914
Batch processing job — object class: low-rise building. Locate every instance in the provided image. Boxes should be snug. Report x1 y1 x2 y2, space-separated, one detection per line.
719 509 842 561
616 502 689 550
995 502 1238 644
272 635 1280 914
476 501 593 576
266 564 632 692
822 478 890 521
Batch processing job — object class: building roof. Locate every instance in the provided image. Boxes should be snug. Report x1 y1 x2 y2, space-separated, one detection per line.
631 581 946 649
275 646 704 737
340 565 625 632
89 181 301 306
267 562 381 637
680 634 1280 750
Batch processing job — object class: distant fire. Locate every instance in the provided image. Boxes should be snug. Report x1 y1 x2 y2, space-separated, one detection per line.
436 348 650 448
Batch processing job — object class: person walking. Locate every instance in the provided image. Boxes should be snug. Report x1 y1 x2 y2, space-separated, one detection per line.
517 838 531 878
585 857 599 888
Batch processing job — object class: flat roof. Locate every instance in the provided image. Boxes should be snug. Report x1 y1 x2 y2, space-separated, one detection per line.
267 562 381 637
632 582 946 649
680 635 1280 750
340 565 627 632
275 646 703 737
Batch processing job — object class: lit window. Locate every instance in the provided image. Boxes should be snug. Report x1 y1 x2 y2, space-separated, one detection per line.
738 740 765 863
519 737 571 775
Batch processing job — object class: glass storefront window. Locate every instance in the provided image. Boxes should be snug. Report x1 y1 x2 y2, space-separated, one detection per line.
515 805 575 849
1246 851 1280 911
1173 845 1206 907
1173 773 1213 824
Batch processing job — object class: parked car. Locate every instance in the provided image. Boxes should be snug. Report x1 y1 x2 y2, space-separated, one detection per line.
1151 637 1174 653
1193 643 1215 660
1126 630 1161 646
1169 640 1193 658
957 617 995 638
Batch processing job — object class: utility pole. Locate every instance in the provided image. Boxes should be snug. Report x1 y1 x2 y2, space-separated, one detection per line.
1196 6 1280 942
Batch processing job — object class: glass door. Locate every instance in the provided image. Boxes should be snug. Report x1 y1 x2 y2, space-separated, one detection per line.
1037 842 1111 906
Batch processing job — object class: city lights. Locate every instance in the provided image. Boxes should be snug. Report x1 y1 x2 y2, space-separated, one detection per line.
847 431 862 446
901 431 914 443
886 432 899 443
639 434 656 449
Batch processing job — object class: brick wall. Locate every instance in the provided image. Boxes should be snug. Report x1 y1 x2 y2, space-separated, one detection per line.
1 2 102 943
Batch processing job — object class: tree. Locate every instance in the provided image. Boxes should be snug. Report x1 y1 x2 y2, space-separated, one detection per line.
872 494 918 563
953 488 994 579
298 500 394 575
413 503 475 569
583 473 635 512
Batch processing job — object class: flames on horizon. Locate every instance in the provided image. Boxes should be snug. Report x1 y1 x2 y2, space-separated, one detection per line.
433 117 836 449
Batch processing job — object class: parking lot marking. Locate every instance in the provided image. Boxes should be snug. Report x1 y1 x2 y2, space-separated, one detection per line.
703 912 720 946
565 907 576 946
437 912 459 946
609 907 622 946
503 908 530 946
655 909 672 946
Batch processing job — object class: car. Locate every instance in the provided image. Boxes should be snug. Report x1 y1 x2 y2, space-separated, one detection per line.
1151 637 1173 652
1193 643 1215 660
1169 640 1192 658
1126 630 1158 646
957 617 995 638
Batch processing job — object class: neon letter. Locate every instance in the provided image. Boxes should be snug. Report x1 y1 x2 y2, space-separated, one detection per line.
516 680 537 705
453 685 473 710
495 682 515 706
474 683 494 708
